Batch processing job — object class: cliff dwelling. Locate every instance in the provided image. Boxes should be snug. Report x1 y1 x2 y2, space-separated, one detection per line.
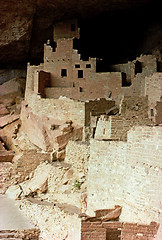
0 0 162 239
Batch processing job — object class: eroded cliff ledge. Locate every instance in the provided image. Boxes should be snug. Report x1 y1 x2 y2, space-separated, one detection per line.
0 0 161 68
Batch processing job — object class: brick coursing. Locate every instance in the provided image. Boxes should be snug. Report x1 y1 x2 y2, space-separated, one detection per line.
81 221 159 240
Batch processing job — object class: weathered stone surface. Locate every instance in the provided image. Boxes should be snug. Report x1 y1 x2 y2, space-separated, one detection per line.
0 150 15 162
95 205 122 221
0 114 19 128
0 94 17 107
20 163 51 196
0 162 13 194
0 140 5 150
62 169 74 185
0 104 9 116
6 184 23 200
0 78 25 97
21 102 83 152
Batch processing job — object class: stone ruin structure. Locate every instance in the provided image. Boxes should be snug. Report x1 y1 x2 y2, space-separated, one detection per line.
0 18 162 240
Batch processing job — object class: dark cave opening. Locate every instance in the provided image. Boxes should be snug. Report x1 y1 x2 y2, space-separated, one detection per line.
0 0 161 70
73 0 162 69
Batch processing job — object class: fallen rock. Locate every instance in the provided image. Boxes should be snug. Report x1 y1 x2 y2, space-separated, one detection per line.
58 185 72 194
0 104 9 115
95 205 122 221
84 205 122 222
57 149 66 160
20 163 52 196
0 150 15 162
62 169 74 185
6 184 23 199
60 124 73 133
0 93 17 107
0 78 25 97
0 113 19 127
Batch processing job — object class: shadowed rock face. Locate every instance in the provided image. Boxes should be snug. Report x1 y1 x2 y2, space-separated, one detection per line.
0 0 161 67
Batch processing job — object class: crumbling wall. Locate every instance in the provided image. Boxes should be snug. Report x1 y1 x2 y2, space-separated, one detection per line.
108 61 134 81
122 55 157 97
65 141 90 177
95 96 151 141
85 99 115 126
87 126 162 224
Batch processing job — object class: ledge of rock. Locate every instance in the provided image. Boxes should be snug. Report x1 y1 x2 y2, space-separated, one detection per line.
0 0 153 67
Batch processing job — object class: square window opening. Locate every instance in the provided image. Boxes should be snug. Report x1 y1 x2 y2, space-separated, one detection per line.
86 64 91 68
61 69 67 77
75 64 80 68
78 70 83 78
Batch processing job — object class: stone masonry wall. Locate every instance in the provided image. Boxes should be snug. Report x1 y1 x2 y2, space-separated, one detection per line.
87 139 127 216
95 96 151 141
85 99 115 126
26 93 115 127
123 126 162 224
81 221 159 240
145 73 162 121
122 55 157 97
87 126 162 224
65 141 90 177
145 73 162 108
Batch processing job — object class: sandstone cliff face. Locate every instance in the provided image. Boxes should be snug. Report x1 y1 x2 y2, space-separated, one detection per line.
0 0 153 67
0 0 35 66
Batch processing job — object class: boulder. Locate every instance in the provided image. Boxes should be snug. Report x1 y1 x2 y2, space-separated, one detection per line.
0 78 25 97
6 185 23 199
0 114 19 127
20 163 52 196
95 205 122 221
0 94 16 107
0 150 15 162
62 169 74 185
0 104 9 115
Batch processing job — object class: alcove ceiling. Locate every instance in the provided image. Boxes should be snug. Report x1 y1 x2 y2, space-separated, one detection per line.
0 0 161 68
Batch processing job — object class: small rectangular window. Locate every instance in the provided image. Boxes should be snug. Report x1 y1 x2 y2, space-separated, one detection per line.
79 87 83 92
78 70 83 78
150 109 154 117
86 64 91 68
71 24 75 31
75 64 80 68
61 69 67 77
